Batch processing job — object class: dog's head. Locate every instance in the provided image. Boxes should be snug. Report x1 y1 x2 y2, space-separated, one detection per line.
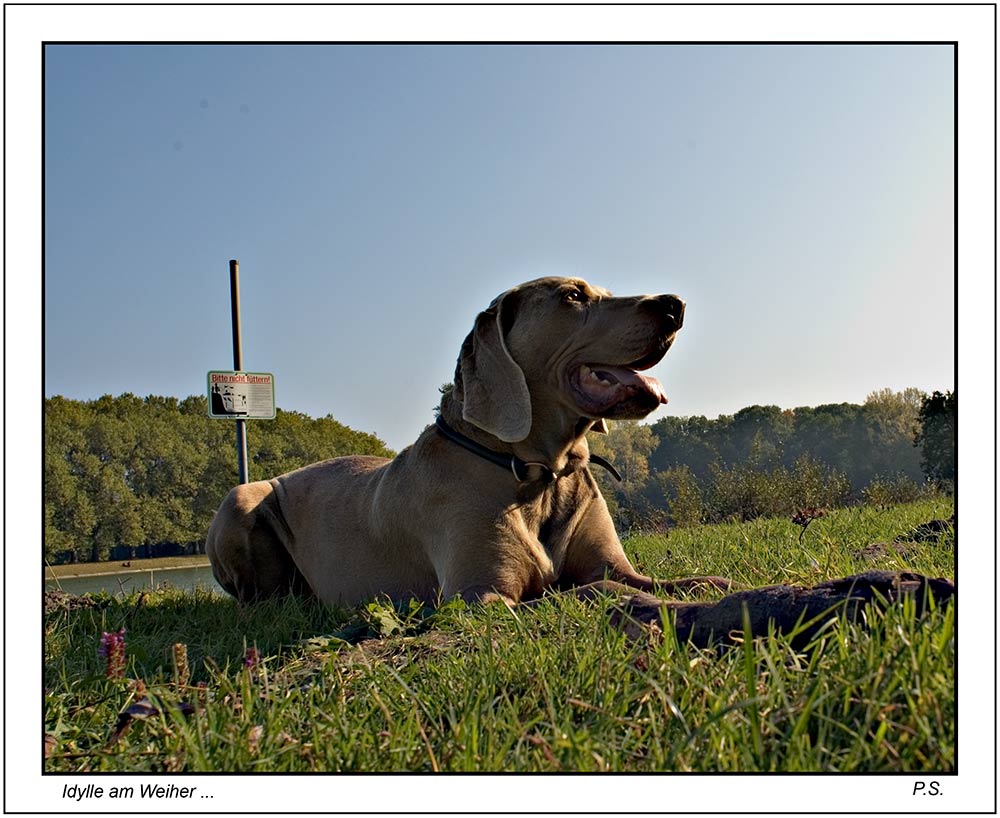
455 277 684 443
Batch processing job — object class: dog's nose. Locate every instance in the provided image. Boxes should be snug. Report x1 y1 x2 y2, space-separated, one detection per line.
648 293 684 331
666 294 685 329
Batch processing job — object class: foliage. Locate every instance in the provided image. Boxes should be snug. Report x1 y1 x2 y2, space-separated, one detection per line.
649 389 928 492
44 394 393 562
914 390 956 487
44 499 954 773
585 387 947 531
862 474 934 510
655 466 704 528
588 420 662 533
701 456 850 524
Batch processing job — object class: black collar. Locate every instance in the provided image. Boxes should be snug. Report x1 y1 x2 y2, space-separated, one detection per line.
435 416 622 483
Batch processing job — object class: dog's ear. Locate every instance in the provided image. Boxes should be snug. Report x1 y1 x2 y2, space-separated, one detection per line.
459 289 532 443
591 418 609 434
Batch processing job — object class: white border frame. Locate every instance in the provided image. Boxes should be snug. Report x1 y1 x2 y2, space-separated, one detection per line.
6 4 994 813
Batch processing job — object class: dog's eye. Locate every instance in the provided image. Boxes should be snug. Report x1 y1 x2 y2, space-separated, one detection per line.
562 289 587 305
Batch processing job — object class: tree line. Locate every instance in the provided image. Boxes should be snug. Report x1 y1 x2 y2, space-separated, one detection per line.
590 387 956 531
44 388 955 563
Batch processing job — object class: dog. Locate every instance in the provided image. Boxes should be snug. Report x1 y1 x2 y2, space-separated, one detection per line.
207 277 729 607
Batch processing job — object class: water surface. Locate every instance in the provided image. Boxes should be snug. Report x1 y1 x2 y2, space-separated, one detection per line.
45 565 224 597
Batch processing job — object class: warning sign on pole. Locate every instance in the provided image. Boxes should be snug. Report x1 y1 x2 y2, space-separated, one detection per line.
207 371 276 419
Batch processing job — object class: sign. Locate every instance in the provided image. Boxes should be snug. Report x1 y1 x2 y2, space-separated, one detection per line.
207 371 276 419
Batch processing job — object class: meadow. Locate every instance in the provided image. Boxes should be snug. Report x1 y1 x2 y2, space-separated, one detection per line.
44 497 954 773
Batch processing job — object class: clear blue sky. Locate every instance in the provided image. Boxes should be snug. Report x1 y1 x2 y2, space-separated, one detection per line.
44 44 954 452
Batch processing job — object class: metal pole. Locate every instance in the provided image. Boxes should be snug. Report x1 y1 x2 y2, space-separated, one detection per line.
230 259 249 484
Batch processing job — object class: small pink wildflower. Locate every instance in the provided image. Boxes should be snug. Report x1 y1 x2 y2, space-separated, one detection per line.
791 507 826 546
791 507 826 527
98 627 127 679
243 647 260 670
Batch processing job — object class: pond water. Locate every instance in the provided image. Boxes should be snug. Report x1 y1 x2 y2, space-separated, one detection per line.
45 565 225 597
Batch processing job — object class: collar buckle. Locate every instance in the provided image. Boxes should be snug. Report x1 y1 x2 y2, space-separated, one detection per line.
511 457 556 484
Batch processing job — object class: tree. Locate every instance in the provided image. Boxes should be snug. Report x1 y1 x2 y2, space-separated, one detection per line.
864 387 925 436
44 398 97 562
588 420 661 531
648 415 723 481
860 387 926 486
914 390 956 486
728 405 792 469
656 466 703 527
784 403 865 485
44 400 146 561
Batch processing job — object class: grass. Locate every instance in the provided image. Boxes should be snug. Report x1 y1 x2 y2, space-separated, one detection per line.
44 498 954 773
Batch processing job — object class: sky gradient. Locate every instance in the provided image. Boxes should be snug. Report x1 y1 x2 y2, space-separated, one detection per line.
44 44 955 452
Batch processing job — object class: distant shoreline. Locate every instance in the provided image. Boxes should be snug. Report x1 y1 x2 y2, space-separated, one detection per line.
45 555 210 580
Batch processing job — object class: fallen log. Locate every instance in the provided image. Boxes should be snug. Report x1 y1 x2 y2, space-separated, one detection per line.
613 571 955 649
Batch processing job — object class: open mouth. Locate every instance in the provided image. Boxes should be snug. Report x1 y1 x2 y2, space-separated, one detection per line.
569 346 671 418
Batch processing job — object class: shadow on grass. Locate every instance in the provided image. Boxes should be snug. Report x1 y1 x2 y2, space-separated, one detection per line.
44 587 452 688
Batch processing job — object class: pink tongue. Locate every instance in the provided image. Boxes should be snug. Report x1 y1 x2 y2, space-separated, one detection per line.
596 366 668 404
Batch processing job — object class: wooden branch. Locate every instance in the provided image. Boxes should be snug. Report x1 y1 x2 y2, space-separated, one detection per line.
612 571 955 648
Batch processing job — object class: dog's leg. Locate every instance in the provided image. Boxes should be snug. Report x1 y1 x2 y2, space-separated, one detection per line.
455 579 652 609
457 585 519 606
598 566 735 597
652 575 735 594
559 501 734 598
